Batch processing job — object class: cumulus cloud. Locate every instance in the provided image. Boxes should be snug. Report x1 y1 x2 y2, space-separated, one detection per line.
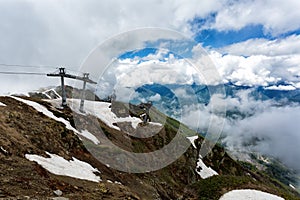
187 37 299 87
96 52 200 98
205 50 300 86
0 0 299 68
219 35 300 57
208 0 300 36
212 35 300 87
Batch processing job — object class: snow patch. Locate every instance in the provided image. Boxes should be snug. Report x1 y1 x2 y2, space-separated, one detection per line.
0 102 6 106
289 183 296 190
106 180 121 185
79 129 100 145
45 88 61 99
41 91 51 99
0 146 8 154
25 152 101 182
187 135 198 149
11 96 79 134
149 122 162 126
114 181 122 185
196 155 218 179
258 155 270 164
219 189 284 200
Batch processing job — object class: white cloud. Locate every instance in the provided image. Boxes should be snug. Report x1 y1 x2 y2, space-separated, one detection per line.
223 104 300 172
0 0 299 68
149 93 161 101
103 53 199 90
198 35 300 87
205 50 300 86
0 1 300 94
219 35 300 57
0 0 198 94
265 85 296 91
209 0 300 36
0 0 215 67
179 86 300 173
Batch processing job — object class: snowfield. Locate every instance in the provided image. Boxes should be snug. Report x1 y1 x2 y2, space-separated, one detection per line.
0 101 6 106
68 99 143 130
219 189 285 200
25 152 101 182
12 96 163 145
48 98 159 131
11 96 104 144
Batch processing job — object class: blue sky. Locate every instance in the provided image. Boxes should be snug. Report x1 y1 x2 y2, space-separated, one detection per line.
194 24 269 48
193 23 300 48
191 11 300 48
119 22 300 59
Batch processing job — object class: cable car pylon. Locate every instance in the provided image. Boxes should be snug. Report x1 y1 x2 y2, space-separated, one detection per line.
47 67 97 112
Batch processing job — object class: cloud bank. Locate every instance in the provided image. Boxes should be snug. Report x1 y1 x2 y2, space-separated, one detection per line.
180 88 300 175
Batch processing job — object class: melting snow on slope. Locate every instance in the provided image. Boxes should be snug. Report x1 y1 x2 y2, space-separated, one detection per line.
25 152 101 182
11 96 79 134
219 189 284 200
11 96 102 144
196 154 218 179
80 129 100 145
67 99 144 131
0 101 6 106
187 135 198 149
43 88 61 99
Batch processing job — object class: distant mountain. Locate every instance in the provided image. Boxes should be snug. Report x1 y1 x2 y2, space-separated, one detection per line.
132 82 300 118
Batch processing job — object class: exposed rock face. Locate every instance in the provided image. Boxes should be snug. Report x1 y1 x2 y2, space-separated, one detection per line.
0 96 299 200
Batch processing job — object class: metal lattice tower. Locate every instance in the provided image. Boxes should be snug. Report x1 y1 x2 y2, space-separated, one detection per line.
47 67 96 111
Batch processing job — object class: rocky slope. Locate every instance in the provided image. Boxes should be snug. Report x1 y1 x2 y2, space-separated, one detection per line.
0 95 299 200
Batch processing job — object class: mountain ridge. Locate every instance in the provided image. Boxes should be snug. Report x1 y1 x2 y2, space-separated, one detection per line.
0 95 299 199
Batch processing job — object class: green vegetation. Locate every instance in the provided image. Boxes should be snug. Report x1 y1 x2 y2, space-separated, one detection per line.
238 160 258 171
191 175 253 200
265 161 299 187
